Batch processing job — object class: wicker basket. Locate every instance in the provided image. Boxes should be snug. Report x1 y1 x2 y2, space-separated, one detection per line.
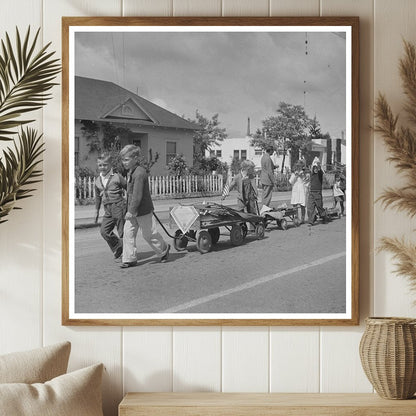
359 317 416 399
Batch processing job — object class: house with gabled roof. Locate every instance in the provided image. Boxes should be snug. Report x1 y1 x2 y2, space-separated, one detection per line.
74 76 199 176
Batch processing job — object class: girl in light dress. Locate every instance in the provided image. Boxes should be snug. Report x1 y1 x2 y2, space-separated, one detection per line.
289 164 307 223
333 174 345 216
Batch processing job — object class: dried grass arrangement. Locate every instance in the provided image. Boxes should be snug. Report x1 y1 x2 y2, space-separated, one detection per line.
0 27 60 224
375 40 416 294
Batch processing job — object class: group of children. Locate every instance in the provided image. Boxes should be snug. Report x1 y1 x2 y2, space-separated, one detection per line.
94 145 170 268
94 149 344 265
290 159 345 225
289 158 345 224
222 157 345 225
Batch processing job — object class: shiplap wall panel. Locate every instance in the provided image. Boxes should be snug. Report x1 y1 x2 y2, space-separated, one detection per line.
222 0 269 16
124 0 173 16
124 328 173 393
173 327 221 392
0 0 43 355
320 327 373 392
222 327 269 392
42 2 124 415
270 327 320 392
173 0 222 16
3 1 416 415
270 0 320 16
319 0 375 393
373 0 416 317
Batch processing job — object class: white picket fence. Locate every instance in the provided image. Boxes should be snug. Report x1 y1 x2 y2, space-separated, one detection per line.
75 172 335 202
75 174 224 201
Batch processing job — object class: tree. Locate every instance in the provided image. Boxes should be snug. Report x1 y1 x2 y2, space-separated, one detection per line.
190 156 228 176
206 156 228 174
80 121 131 153
304 115 323 167
190 110 228 166
251 102 312 172
251 128 276 152
309 115 322 140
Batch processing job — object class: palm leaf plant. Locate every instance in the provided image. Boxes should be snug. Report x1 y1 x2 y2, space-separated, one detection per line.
0 27 60 223
375 40 416 294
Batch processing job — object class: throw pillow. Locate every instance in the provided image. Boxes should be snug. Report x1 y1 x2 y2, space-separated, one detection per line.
0 341 71 384
0 363 104 416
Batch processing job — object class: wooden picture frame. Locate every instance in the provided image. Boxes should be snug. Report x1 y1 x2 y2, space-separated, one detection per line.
62 16 359 326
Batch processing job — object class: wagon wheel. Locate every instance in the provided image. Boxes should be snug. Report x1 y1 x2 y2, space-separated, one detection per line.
173 230 188 251
196 230 212 254
241 223 248 239
255 223 265 239
280 219 288 230
230 224 244 246
208 227 220 244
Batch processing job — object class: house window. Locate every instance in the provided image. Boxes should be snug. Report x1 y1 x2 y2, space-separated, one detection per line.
210 150 215 157
254 148 262 156
241 150 247 160
133 139 141 148
233 149 239 159
166 141 177 164
216 150 222 158
74 136 79 167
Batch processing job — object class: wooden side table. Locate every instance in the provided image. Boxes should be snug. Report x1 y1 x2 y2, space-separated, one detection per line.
119 392 416 415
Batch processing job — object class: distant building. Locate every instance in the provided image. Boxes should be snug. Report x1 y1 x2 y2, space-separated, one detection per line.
208 136 290 172
207 117 346 173
74 76 199 176
206 118 291 172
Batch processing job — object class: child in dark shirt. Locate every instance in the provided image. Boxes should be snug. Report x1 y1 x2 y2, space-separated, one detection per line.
306 162 327 224
119 145 170 268
222 160 257 214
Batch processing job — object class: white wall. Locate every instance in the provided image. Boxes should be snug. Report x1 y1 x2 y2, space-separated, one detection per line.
1 1 416 415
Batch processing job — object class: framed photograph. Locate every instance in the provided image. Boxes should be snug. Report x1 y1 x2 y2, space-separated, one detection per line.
62 17 359 326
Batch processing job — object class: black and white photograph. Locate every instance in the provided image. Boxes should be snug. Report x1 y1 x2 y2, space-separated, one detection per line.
63 17 359 325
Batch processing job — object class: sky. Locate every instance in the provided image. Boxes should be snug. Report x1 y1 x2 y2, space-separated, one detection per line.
74 29 346 139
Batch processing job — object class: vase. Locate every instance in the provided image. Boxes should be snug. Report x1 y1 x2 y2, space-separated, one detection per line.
359 317 416 399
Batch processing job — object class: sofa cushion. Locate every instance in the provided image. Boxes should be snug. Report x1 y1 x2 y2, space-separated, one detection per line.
0 341 71 384
0 363 104 416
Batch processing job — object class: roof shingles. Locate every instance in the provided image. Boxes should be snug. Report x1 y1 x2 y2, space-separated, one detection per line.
75 76 199 131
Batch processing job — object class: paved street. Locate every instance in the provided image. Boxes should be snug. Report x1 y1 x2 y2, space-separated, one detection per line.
74 197 347 314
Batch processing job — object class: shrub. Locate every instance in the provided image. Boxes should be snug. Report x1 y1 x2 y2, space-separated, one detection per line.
167 154 188 176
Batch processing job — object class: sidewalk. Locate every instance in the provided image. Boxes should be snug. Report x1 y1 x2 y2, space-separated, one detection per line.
75 189 334 229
